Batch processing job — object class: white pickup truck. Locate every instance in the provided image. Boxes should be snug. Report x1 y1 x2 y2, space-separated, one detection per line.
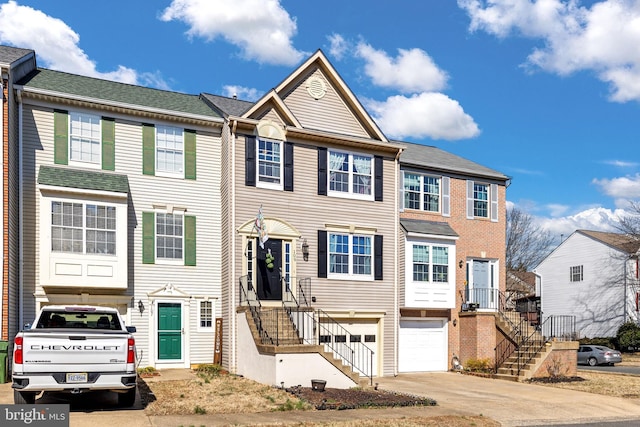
11 305 137 406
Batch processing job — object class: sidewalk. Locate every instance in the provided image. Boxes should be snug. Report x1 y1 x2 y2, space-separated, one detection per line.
2 370 640 427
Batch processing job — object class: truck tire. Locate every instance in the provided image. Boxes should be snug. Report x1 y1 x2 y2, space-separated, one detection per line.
118 386 136 407
14 390 36 404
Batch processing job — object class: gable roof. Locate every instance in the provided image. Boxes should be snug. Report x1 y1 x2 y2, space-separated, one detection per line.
0 45 33 66
399 140 509 182
243 49 389 143
578 230 640 255
16 68 223 123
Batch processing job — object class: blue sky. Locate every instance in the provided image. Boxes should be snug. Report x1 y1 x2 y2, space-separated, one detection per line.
2 0 640 241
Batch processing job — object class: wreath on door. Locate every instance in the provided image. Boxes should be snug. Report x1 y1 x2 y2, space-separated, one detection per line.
265 249 275 270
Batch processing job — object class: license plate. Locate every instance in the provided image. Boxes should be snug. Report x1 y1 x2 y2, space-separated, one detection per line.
66 373 88 383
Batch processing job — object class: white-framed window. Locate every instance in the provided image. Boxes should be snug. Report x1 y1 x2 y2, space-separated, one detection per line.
404 172 440 212
199 300 213 329
156 125 184 176
51 201 116 255
328 150 373 199
156 212 183 261
69 112 101 165
257 138 282 189
329 233 372 279
570 265 583 282
411 244 449 283
473 183 489 218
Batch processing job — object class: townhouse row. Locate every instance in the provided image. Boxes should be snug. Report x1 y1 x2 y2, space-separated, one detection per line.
1 45 509 385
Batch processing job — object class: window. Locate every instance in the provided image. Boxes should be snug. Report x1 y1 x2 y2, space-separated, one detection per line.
403 172 440 212
51 201 116 255
329 150 373 198
411 244 449 283
156 125 184 175
156 213 183 260
69 112 101 165
199 301 213 328
329 233 372 278
570 265 583 282
257 138 282 187
473 183 488 218
466 180 498 221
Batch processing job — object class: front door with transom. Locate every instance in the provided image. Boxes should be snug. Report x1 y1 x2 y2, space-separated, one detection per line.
158 302 182 360
256 239 282 301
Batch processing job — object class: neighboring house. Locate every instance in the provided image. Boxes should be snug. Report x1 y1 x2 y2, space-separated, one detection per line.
0 46 36 344
535 230 640 338
206 50 402 387
398 142 510 371
14 65 225 369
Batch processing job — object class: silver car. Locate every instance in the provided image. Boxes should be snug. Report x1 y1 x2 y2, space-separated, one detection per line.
577 345 622 366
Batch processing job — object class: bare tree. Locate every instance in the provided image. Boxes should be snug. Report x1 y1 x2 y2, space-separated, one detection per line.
506 206 555 272
615 201 640 238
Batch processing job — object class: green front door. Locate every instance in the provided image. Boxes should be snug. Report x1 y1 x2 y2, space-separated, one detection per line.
158 302 182 360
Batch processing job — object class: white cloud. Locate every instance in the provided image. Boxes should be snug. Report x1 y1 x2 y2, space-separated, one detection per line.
161 0 305 66
458 0 640 102
356 43 449 93
593 174 640 208
222 85 262 101
0 1 164 87
365 93 480 140
602 160 639 168
327 33 348 60
537 206 622 239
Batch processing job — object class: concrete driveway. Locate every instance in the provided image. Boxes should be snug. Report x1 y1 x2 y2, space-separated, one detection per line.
376 372 640 427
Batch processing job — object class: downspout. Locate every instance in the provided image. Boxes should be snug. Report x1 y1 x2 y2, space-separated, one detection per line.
17 89 23 330
230 118 237 371
393 147 403 377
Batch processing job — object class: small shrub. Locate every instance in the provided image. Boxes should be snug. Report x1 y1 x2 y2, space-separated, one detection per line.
195 364 224 382
617 322 640 351
545 354 567 378
194 405 207 414
137 366 157 375
464 358 493 373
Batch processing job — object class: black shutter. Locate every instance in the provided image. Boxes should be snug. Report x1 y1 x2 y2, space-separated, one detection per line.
317 147 327 196
374 155 383 201
374 235 383 280
245 136 256 187
284 141 293 191
318 230 327 278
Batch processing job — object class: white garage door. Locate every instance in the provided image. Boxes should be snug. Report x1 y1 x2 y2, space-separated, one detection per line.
399 319 447 372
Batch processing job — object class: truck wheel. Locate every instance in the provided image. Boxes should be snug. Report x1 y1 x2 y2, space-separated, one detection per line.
118 386 136 407
14 390 36 404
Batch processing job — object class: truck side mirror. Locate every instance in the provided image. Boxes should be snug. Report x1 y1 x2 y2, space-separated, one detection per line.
23 323 31 330
126 326 137 333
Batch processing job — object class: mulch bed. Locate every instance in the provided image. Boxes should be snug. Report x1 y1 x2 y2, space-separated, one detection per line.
525 376 586 384
286 385 437 410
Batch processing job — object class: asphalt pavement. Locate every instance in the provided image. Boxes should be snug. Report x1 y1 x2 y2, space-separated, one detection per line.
1 369 640 426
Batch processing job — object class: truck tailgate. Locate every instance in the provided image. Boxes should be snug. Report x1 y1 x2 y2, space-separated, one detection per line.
21 331 131 373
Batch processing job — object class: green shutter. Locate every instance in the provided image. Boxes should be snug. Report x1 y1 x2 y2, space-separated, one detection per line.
184 215 196 266
142 212 155 264
102 117 115 170
184 130 196 180
142 124 155 176
53 110 68 165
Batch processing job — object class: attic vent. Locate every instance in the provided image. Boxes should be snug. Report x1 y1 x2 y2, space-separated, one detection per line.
306 76 326 100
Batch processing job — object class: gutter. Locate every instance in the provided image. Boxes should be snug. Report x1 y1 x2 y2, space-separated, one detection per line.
393 146 403 377
17 88 23 330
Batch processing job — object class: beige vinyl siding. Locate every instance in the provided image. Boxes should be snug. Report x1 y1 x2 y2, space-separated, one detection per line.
219 122 233 370
120 120 221 366
21 103 223 366
233 135 398 376
281 68 369 139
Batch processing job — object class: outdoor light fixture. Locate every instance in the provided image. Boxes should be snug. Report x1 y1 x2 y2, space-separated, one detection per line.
459 260 464 269
302 239 309 262
138 300 145 314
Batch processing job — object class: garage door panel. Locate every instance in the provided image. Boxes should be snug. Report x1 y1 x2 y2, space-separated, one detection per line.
399 319 447 372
